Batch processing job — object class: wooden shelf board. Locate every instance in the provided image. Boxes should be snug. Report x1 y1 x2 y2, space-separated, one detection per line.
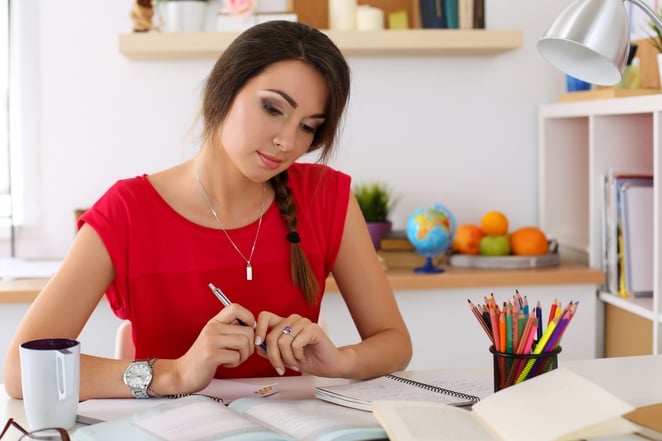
1 261 602 303
118 29 523 59
559 88 662 102
325 260 604 292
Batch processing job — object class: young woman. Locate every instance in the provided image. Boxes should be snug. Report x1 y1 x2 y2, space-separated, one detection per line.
4 20 412 400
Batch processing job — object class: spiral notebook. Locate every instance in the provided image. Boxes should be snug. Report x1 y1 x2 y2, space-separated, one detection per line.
315 372 486 411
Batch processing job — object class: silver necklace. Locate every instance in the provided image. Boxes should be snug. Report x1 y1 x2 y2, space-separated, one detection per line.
194 166 266 281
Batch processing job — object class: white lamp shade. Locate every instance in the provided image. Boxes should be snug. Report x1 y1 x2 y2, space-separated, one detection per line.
537 0 630 86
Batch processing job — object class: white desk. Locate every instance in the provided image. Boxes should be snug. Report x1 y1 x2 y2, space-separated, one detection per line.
2 355 662 440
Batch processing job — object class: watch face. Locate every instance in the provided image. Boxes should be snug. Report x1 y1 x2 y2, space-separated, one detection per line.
125 362 152 388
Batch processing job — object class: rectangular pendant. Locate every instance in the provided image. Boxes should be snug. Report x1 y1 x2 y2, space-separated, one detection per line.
246 264 253 281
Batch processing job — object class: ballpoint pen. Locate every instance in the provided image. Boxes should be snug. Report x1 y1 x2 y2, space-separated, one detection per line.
208 282 267 350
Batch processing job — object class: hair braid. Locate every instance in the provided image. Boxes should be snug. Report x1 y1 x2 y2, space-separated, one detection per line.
270 171 320 305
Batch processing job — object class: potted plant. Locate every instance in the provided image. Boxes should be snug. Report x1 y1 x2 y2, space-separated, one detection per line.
353 181 399 250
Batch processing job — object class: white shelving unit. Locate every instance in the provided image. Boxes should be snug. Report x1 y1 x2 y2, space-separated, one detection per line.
539 94 662 355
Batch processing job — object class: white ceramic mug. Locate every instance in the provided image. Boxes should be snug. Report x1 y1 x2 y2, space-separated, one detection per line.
19 338 80 430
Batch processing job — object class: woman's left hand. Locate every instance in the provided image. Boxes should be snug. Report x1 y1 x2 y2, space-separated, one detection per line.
255 312 350 377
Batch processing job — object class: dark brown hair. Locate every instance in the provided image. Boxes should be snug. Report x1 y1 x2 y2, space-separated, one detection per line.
201 21 351 304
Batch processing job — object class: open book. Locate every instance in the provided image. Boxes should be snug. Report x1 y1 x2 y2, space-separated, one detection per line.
73 395 387 441
315 370 491 411
76 379 279 425
371 368 639 441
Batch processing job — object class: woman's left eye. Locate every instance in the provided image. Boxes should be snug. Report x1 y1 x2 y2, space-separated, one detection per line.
300 123 317 135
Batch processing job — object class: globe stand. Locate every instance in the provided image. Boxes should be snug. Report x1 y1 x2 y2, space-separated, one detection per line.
414 255 445 274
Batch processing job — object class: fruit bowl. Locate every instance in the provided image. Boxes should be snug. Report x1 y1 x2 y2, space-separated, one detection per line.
448 251 560 269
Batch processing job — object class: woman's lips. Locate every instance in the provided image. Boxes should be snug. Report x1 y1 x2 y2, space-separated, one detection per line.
258 152 283 170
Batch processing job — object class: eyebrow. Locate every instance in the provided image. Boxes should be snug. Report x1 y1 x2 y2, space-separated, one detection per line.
265 89 326 119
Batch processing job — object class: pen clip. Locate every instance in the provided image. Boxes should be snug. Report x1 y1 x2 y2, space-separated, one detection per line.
208 283 231 307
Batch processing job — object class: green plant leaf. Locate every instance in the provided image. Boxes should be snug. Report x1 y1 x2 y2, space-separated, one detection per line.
352 181 399 222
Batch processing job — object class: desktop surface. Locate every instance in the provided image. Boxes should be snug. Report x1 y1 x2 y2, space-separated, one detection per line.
1 355 661 441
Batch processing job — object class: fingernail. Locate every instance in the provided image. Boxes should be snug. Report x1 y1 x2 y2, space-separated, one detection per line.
255 336 263 346
275 367 285 376
289 365 299 372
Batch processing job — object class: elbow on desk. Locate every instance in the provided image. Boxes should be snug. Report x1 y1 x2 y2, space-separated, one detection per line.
3 356 23 399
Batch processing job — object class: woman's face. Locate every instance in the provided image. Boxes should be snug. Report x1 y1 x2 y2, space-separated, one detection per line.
218 59 329 183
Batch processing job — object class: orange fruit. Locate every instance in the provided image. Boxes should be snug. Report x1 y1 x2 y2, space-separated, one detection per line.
480 211 509 236
509 226 549 256
452 224 484 255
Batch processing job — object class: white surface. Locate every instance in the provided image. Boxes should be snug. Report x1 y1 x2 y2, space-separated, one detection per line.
2 355 662 440
5 0 571 260
321 284 600 370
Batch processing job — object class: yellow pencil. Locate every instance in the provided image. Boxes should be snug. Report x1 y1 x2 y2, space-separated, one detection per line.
515 316 559 383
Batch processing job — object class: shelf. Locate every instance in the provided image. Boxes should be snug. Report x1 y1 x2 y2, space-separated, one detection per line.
118 29 523 59
325 261 604 292
599 291 662 323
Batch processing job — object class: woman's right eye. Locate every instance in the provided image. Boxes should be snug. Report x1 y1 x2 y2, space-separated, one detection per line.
263 101 282 116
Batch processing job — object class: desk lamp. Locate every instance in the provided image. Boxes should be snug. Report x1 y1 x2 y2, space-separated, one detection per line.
538 0 662 85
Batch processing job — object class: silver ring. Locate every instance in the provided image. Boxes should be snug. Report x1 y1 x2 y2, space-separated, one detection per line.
282 325 296 338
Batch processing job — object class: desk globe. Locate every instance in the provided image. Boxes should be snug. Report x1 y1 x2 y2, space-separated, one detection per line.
406 204 456 273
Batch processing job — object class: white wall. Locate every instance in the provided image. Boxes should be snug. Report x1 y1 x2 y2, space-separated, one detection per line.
8 0 571 259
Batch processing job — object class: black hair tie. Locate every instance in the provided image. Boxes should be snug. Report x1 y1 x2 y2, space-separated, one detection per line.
287 231 301 244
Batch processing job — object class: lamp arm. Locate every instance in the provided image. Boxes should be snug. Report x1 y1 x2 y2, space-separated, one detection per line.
628 0 662 32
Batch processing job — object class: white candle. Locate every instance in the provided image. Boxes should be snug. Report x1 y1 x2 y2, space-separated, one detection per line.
356 5 384 31
328 0 356 31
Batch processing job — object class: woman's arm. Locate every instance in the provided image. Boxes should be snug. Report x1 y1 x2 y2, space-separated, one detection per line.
3 224 258 400
3 224 127 399
330 195 413 378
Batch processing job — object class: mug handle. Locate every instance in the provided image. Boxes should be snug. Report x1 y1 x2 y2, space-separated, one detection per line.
56 351 67 401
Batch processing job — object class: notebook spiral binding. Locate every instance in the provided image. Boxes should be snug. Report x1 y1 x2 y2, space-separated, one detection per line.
386 374 480 403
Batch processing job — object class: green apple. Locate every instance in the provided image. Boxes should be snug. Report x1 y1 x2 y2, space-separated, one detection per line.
479 235 511 256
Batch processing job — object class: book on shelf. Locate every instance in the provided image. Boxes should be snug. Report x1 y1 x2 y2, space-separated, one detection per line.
372 368 639 441
380 230 415 251
315 371 492 411
472 0 484 28
443 0 458 28
602 168 653 296
619 180 653 297
73 395 387 441
419 0 446 28
458 0 473 29
377 250 427 269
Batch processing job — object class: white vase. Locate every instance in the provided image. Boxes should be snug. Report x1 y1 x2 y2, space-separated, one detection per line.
328 0 357 30
161 1 208 32
657 53 662 89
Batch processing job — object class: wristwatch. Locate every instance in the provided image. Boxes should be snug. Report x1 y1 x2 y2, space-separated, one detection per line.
123 358 157 398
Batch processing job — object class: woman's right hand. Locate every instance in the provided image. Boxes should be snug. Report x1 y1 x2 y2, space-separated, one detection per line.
165 303 257 394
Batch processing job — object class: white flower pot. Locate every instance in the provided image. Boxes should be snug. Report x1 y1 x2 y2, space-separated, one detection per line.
657 53 662 89
161 1 208 32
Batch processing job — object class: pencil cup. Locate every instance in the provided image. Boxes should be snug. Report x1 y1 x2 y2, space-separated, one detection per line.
490 345 561 392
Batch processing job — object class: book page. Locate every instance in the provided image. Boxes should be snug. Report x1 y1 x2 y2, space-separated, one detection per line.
134 399 288 441
73 396 292 441
472 369 636 441
373 400 500 441
77 379 279 423
230 397 387 441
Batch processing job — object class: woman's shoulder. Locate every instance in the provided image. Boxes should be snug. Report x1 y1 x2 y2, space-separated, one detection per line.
93 174 159 209
288 163 350 188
